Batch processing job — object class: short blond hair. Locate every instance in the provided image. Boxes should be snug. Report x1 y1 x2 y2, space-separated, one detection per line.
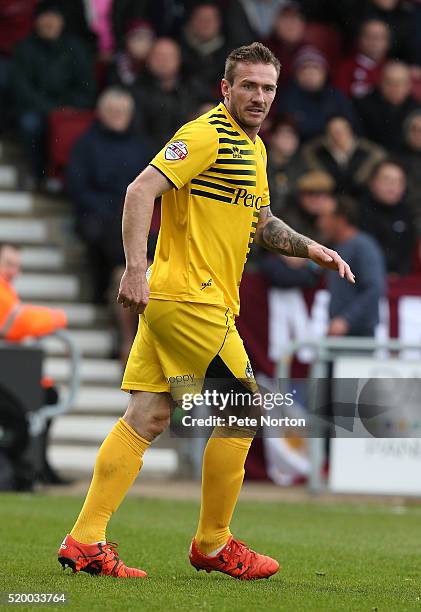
224 42 281 84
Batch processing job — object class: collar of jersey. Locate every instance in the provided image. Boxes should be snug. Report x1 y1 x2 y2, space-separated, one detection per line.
217 102 258 147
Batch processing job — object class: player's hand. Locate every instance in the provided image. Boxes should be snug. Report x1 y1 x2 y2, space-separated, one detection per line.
117 266 150 314
308 244 355 284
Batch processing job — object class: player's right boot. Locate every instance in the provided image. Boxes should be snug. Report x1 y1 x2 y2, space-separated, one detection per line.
189 536 280 580
58 534 147 578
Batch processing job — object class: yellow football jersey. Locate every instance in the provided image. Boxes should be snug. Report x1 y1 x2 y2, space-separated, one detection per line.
149 102 270 315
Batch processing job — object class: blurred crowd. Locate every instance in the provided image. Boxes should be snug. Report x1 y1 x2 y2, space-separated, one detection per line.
1 0 421 350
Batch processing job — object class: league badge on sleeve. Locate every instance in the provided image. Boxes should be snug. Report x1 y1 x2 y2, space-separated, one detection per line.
165 141 188 161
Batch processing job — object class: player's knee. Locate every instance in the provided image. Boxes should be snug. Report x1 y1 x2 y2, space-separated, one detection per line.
144 413 170 439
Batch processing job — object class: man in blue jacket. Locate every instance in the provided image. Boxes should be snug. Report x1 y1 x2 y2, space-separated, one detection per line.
68 87 150 305
260 194 385 337
318 195 386 337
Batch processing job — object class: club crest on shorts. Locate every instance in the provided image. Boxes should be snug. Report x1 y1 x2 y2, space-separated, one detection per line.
245 361 254 379
165 140 188 161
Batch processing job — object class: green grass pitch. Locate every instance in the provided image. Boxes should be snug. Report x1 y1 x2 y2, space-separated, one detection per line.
1 494 421 611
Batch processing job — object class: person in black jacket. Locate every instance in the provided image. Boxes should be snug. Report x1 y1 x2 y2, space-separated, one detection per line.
359 159 415 276
398 110 421 236
278 46 360 141
354 61 420 152
302 114 386 196
11 1 95 181
67 87 149 303
359 0 418 64
132 37 204 153
179 3 229 94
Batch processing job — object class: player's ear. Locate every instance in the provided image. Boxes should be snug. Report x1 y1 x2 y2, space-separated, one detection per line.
221 78 230 99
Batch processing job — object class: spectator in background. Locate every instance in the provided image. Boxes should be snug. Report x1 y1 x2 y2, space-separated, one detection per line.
11 1 95 182
298 0 364 40
133 37 202 152
267 115 307 216
278 46 359 141
67 88 149 305
179 3 228 93
0 242 68 486
111 0 149 48
0 0 37 131
360 0 417 64
0 1 37 57
0 243 67 342
335 19 391 99
355 61 420 152
108 19 155 87
399 110 421 235
264 2 306 87
61 0 115 59
282 170 336 242
226 0 287 48
359 160 415 276
318 196 386 337
111 0 191 45
302 115 385 196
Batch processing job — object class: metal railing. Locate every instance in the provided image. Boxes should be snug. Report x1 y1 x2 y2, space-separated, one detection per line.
277 336 421 493
0 330 81 437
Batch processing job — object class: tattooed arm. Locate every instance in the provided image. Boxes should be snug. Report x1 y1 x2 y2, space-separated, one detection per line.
254 206 314 257
255 207 355 283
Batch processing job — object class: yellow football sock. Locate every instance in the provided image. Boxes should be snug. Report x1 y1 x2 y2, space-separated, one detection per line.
195 431 253 555
70 417 150 544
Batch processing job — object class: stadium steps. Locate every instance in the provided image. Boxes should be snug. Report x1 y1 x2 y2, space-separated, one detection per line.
0 142 179 478
45 357 121 386
48 445 178 477
41 329 114 357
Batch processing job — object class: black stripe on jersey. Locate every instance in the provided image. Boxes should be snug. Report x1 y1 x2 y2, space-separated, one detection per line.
191 178 235 194
191 188 232 203
252 211 260 218
215 127 241 136
209 120 233 128
214 158 256 166
219 138 248 145
218 148 254 155
251 221 258 228
209 113 226 119
202 174 256 187
207 167 257 176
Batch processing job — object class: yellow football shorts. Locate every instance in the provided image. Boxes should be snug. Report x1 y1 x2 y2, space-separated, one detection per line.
121 299 256 401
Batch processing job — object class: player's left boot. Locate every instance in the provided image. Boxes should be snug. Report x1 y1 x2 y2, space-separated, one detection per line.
58 534 147 578
189 536 280 580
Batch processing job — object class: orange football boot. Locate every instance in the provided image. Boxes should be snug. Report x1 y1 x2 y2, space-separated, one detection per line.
189 536 280 580
58 534 147 578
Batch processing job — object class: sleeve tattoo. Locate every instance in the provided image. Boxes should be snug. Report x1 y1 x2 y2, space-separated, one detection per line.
254 207 315 258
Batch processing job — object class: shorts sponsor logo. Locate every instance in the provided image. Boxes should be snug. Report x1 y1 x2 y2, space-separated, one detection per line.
167 374 195 385
165 140 188 161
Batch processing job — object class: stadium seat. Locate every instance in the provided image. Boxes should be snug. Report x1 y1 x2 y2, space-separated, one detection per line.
47 108 95 178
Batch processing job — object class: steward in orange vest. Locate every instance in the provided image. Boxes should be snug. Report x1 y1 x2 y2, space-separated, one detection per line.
0 244 67 341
